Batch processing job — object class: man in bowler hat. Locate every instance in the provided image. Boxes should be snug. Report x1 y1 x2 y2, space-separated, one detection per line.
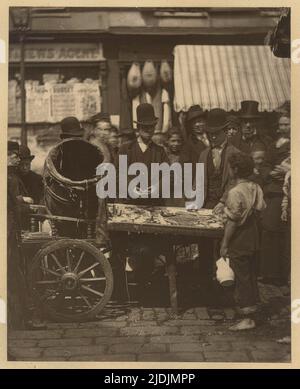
49 117 109 245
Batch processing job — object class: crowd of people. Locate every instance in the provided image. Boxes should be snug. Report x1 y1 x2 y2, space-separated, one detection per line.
7 99 291 331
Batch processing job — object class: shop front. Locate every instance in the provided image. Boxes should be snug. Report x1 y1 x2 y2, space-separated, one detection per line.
8 41 106 172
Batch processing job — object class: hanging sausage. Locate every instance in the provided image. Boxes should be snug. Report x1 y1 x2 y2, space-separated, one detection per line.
142 60 158 96
127 62 142 98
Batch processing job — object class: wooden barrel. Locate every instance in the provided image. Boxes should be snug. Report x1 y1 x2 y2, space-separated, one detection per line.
43 138 107 237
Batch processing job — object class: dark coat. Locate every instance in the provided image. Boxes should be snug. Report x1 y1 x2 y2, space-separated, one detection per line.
18 170 44 204
117 140 169 205
198 143 241 204
231 133 271 154
184 135 208 164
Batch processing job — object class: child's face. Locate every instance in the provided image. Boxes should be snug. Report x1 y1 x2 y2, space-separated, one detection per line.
251 151 265 167
108 132 119 148
167 134 183 154
225 126 239 139
94 121 111 142
190 118 206 136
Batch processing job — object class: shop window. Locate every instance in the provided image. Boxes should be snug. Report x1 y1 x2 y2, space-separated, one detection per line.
119 60 176 133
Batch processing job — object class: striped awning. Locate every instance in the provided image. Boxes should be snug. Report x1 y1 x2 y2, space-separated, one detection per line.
173 45 291 112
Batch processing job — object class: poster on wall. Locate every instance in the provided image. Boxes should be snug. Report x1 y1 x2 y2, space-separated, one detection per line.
74 82 101 121
50 84 77 122
26 85 51 123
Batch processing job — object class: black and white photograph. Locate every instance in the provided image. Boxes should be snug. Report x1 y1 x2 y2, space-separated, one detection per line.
4 4 293 364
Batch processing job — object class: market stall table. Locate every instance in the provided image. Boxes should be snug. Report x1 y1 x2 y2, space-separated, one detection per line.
107 203 224 313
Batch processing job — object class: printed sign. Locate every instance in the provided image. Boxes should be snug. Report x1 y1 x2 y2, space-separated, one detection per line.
9 43 104 63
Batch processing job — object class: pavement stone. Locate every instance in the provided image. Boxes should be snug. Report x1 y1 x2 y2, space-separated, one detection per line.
63 328 119 338
9 347 42 359
170 342 232 353
149 335 199 343
38 338 92 348
43 345 107 358
120 326 178 336
194 308 210 320
108 343 166 354
204 351 250 362
69 354 137 361
138 352 205 362
8 330 63 340
95 336 146 345
250 350 291 362
9 340 38 348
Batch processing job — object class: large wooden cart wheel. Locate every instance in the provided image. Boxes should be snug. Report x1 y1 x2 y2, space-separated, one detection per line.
28 239 113 322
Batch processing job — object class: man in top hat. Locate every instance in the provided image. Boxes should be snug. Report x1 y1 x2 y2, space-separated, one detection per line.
18 145 43 205
184 105 210 166
113 103 170 302
238 100 271 154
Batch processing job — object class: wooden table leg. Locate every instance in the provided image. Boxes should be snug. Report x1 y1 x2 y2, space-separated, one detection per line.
165 246 178 314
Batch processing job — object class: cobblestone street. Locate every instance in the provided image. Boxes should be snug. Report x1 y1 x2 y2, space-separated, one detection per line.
8 283 291 363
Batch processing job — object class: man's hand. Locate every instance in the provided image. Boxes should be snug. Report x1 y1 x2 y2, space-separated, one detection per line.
213 202 225 216
23 196 34 204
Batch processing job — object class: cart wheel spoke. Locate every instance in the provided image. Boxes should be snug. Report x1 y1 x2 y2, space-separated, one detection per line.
50 253 66 273
36 280 61 285
29 239 113 322
40 266 61 278
78 262 100 278
81 284 104 297
78 291 93 308
66 249 72 272
73 250 85 273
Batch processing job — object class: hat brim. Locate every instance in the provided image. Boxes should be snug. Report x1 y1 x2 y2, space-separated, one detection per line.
207 124 227 133
133 118 158 126
239 114 260 119
60 129 84 137
186 111 206 123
